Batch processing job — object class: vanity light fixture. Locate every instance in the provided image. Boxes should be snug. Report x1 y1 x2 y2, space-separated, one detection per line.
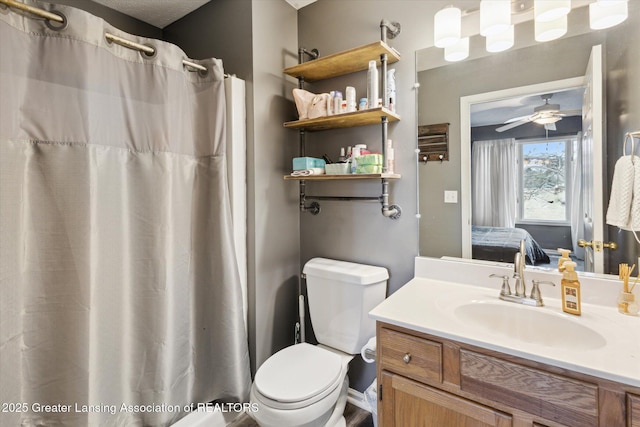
486 25 514 52
534 0 571 22
445 37 469 62
480 0 511 36
434 6 461 48
535 14 568 42
589 0 628 30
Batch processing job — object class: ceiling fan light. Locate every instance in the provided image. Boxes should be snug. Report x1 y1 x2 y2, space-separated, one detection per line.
434 6 461 48
480 0 511 36
590 0 628 30
535 15 567 42
534 0 571 23
534 116 561 125
444 37 469 62
486 25 514 52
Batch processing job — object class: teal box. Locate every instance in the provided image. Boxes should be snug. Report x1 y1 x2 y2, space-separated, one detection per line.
292 157 326 170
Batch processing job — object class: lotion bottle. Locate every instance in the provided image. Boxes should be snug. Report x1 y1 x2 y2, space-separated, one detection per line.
367 60 378 110
560 261 581 316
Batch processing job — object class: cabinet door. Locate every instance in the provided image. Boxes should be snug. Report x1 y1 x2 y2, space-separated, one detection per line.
380 371 512 427
630 394 640 427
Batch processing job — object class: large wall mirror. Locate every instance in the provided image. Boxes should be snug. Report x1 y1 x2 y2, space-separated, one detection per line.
417 3 640 275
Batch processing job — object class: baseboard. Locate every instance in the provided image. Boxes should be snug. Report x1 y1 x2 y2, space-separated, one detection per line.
347 387 371 412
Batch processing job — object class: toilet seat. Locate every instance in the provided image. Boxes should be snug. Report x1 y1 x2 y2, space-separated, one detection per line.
254 343 344 410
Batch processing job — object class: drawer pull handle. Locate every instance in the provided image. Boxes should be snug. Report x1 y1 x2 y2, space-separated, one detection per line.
403 353 411 364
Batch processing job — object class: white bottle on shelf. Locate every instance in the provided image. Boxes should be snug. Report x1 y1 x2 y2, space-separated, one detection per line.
386 68 396 112
367 60 378 110
386 139 395 174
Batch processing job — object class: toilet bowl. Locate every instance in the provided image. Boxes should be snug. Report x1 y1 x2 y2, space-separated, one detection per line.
249 258 388 427
249 343 352 427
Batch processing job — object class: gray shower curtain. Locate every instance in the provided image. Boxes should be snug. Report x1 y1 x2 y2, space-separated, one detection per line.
0 2 250 426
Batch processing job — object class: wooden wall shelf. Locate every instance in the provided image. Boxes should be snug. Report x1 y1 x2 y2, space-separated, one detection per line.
284 107 400 131
283 41 401 82
418 123 449 162
284 173 401 181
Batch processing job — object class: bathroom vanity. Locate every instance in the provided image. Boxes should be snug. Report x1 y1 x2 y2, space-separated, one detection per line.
370 257 640 427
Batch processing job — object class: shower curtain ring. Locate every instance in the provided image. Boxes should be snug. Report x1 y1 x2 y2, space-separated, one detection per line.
44 10 67 31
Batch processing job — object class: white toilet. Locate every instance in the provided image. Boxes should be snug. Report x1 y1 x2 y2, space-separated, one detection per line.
249 257 388 427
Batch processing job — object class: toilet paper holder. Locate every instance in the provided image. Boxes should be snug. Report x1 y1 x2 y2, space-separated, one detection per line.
363 348 376 361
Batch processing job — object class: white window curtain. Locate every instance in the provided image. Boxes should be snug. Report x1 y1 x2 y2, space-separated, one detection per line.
471 138 517 227
0 4 250 426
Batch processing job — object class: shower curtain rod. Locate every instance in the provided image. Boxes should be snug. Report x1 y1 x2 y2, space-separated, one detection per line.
0 0 208 73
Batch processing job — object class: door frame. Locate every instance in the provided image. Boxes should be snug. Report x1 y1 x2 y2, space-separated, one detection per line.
460 77 586 259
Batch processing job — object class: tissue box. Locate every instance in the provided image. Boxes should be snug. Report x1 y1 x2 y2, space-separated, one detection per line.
325 163 350 175
292 157 326 171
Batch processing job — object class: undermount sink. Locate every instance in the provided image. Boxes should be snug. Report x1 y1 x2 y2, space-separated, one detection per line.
454 302 607 351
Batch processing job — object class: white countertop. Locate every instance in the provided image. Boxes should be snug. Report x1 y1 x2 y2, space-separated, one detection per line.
370 257 640 388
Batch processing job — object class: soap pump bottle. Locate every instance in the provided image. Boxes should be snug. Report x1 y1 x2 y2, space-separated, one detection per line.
560 261 581 316
557 248 571 272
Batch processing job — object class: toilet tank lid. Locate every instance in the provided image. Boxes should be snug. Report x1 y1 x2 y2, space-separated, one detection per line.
303 258 389 285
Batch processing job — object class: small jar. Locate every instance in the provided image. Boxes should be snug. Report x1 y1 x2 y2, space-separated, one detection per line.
358 98 368 110
617 291 638 315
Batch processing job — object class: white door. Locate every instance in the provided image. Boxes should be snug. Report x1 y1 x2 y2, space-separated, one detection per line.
580 45 605 273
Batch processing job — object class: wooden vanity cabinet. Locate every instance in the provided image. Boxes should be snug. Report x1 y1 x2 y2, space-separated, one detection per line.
377 322 640 427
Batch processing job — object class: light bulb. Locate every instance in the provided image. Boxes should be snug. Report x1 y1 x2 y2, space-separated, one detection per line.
535 15 567 42
534 0 571 22
590 0 628 30
480 0 511 36
486 25 514 52
434 6 461 48
444 37 469 62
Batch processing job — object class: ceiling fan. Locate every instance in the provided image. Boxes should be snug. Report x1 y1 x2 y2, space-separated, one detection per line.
495 94 581 133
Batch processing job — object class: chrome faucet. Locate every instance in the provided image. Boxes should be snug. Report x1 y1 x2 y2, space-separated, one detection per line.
489 241 556 306
513 240 526 297
489 274 555 307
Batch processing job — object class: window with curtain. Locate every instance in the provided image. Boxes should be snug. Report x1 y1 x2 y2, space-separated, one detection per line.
516 137 577 224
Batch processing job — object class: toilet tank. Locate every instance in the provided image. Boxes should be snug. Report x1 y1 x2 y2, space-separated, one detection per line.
303 258 388 354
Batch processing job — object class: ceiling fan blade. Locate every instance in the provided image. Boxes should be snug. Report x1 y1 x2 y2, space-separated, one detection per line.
558 109 582 116
496 118 529 132
544 122 557 131
504 114 531 124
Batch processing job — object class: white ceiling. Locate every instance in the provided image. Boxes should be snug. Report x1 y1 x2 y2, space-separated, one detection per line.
92 0 317 29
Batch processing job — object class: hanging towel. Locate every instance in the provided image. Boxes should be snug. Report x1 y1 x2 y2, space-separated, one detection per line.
606 155 640 230
291 168 325 177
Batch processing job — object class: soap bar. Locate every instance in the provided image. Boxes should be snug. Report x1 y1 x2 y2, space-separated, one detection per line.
292 157 326 171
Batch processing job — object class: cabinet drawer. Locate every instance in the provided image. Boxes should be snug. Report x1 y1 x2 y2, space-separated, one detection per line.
460 350 598 426
379 327 442 384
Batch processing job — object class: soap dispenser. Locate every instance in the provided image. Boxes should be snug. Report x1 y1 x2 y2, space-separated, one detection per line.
561 261 581 316
557 248 571 272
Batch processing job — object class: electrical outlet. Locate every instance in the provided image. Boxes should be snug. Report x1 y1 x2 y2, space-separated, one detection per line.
444 190 458 204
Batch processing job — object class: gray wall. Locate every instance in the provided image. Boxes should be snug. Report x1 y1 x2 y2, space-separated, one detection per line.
604 7 640 273
165 0 301 376
296 0 449 392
